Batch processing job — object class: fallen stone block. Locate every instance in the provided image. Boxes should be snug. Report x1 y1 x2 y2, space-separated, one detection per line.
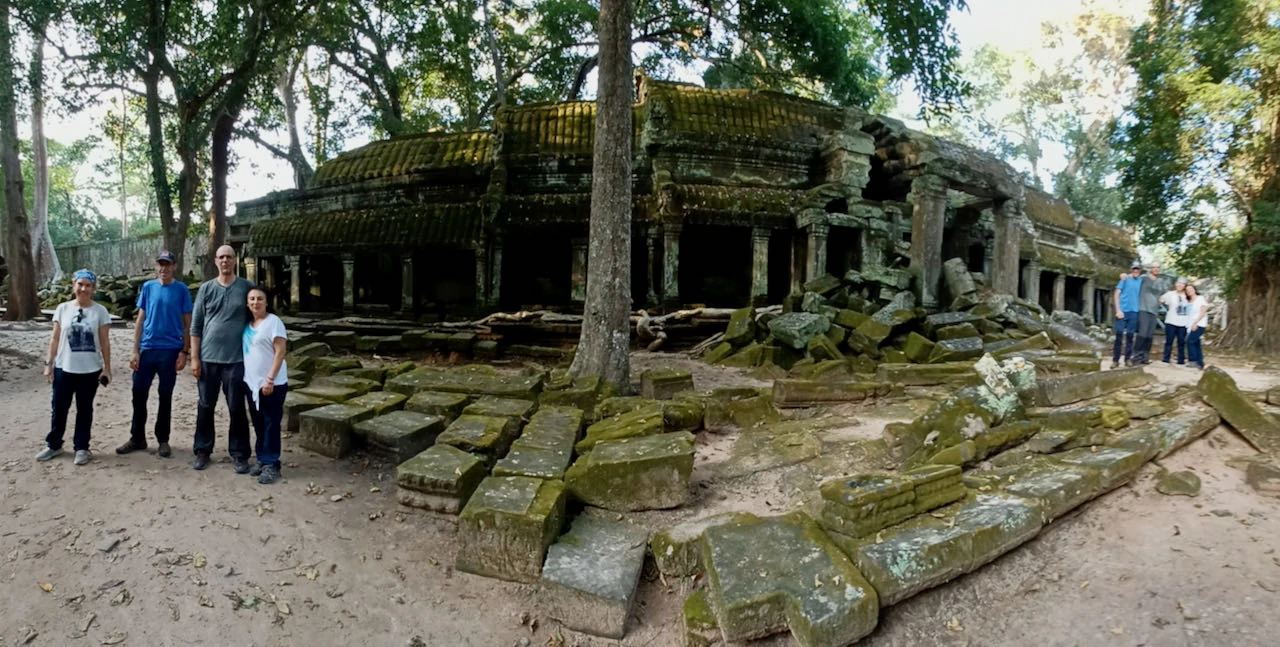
311 374 381 396
1035 367 1152 406
834 308 869 332
463 395 538 421
723 307 758 347
981 457 1106 523
923 311 983 337
719 341 764 368
935 322 981 341
540 512 649 639
395 444 487 514
1108 408 1221 460
990 331 1053 359
566 432 695 511
295 383 360 403
456 476 567 583
437 414 519 459
1053 446 1147 490
703 342 736 364
683 590 722 647
1198 366 1280 453
1246 460 1280 497
771 380 887 408
337 366 387 383
284 392 331 434
651 512 754 578
768 312 831 350
345 391 407 416
492 442 572 480
928 337 985 363
1269 387 1280 406
577 404 666 453
702 512 879 646
1033 354 1103 376
943 257 978 300
288 341 331 358
806 334 844 362
354 411 446 463
386 366 542 400
517 406 584 452
298 403 377 458
640 368 694 400
1155 469 1202 497
311 355 361 375
702 388 779 432
403 391 470 423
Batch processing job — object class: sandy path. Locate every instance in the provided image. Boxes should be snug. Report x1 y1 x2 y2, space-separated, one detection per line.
2 322 1278 646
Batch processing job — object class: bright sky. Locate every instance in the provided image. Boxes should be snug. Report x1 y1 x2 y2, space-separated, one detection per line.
48 0 1152 220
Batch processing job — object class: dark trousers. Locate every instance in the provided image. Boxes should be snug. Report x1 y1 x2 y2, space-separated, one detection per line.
248 384 288 467
130 348 179 445
193 361 250 458
1133 312 1158 362
1112 311 1139 362
1187 328 1206 367
48 369 101 451
1162 324 1187 364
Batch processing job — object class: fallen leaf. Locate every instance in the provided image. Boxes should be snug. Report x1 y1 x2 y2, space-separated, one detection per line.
1111 627 1124 635
101 631 128 645
946 616 963 631
329 495 344 503
198 595 214 608
369 487 381 493
38 581 53 592
194 553 207 568
1081 581 1090 589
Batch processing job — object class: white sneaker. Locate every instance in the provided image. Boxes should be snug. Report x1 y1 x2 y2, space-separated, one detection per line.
36 446 62 461
73 450 90 466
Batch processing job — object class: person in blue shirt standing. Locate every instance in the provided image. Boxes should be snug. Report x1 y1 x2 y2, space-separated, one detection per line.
1111 261 1143 369
117 251 192 457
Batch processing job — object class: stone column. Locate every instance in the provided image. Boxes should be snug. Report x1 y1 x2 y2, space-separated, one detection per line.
750 227 770 306
287 255 301 312
1083 278 1096 321
805 222 829 284
991 199 1023 298
401 253 415 313
662 223 681 306
1022 260 1041 303
645 227 659 307
474 237 490 309
570 237 589 304
341 253 355 312
243 257 258 284
1052 273 1066 312
490 236 503 308
790 233 805 294
909 174 948 309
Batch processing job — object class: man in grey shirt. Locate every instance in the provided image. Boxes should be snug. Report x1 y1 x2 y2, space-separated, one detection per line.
1132 263 1165 365
190 245 254 471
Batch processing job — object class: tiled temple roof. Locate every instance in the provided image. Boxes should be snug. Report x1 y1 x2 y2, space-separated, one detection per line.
311 132 493 188
1024 189 1077 231
497 101 645 158
644 80 844 142
249 203 483 255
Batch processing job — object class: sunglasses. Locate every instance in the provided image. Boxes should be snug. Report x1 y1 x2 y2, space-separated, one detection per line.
74 308 84 323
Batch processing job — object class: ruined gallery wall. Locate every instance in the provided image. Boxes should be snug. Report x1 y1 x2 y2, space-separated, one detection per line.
55 234 208 277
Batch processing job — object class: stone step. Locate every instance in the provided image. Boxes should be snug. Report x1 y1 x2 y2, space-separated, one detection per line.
395 444 487 514
354 411 446 463
298 403 376 458
403 391 471 424
283 392 331 434
539 512 648 639
345 391 407 416
436 414 519 459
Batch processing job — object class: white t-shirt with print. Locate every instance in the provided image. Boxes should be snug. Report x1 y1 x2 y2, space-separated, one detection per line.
242 314 289 407
53 300 111 373
1187 297 1210 331
1160 290 1190 327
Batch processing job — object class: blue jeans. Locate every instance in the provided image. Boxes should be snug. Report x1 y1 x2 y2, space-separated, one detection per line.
1162 324 1187 364
193 362 250 458
1187 327 1206 367
248 384 288 467
1112 311 1138 362
48 369 101 451
131 348 179 445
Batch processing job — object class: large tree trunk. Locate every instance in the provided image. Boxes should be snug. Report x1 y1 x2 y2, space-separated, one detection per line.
278 57 314 189
568 0 632 391
203 111 234 279
0 0 38 319
28 13 59 283
142 0 177 270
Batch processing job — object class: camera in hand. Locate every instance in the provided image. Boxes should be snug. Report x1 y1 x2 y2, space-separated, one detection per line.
99 374 110 387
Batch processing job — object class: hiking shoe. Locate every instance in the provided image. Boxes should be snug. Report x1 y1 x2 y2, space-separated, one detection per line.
249 462 263 477
36 446 63 461
232 457 251 474
257 463 280 485
115 439 146 455
157 443 172 458
192 453 211 471
74 450 90 466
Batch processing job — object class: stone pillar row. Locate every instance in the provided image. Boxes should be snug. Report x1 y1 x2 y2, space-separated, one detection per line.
1052 273 1066 313
805 223 829 286
908 174 948 309
991 198 1022 298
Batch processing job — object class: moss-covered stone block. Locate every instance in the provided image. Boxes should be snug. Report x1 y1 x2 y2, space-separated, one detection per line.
984 457 1106 522
322 331 357 350
311 374 381 397
703 342 736 364
436 414 518 459
1035 367 1152 406
463 396 537 429
702 512 879 646
456 476 567 583
311 356 361 377
338 366 387 383
771 379 886 408
404 391 470 423
577 404 666 453
806 334 844 362
283 391 331 434
902 332 935 363
386 366 542 400
289 341 331 358
834 308 869 331
640 368 694 400
395 444 487 514
298 403 377 459
923 312 983 337
723 307 757 347
566 432 695 511
928 337 984 363
345 391 406 416
990 331 1053 359
1107 408 1220 460
768 312 831 350
702 388 779 432
1198 366 1280 453
683 590 722 647
651 512 754 578
718 341 763 368
355 411 446 463
875 362 974 386
1054 446 1147 490
518 406 584 451
539 513 649 639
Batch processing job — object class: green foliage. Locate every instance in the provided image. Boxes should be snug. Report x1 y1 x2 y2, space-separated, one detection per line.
1053 120 1126 224
19 137 120 247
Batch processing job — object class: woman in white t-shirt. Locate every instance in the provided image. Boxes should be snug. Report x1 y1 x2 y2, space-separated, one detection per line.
1159 277 1190 365
242 285 288 484
37 269 113 465
1184 283 1210 370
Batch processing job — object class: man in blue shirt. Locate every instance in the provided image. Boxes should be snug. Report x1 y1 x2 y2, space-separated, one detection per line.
117 251 192 457
1111 261 1143 369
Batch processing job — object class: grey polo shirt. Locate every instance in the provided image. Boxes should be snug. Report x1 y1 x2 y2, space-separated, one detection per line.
191 276 253 364
1138 276 1164 314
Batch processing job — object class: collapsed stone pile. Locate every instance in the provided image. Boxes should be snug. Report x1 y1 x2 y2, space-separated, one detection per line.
704 270 1111 379
38 273 198 320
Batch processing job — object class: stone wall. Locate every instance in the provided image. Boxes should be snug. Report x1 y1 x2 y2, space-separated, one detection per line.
55 234 208 277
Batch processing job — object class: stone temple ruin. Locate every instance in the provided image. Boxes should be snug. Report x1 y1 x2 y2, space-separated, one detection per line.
233 75 1134 321
230 78 1280 647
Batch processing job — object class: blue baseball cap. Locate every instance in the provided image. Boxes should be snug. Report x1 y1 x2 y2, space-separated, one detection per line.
156 250 176 264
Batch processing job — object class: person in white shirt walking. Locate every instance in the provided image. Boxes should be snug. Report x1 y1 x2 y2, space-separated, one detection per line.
37 269 113 465
1184 283 1210 370
241 285 288 484
1160 277 1190 365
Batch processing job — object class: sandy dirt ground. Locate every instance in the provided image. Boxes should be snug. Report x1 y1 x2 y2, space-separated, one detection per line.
1 321 1279 647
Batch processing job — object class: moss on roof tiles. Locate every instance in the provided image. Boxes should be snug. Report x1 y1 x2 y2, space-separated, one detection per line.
1078 217 1133 252
646 80 844 141
1037 244 1095 276
1024 188 1077 231
497 102 645 157
249 204 483 254
311 132 493 188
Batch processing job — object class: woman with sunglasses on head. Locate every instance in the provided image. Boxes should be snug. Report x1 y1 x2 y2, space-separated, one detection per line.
241 285 288 484
37 269 113 465
1184 283 1210 370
